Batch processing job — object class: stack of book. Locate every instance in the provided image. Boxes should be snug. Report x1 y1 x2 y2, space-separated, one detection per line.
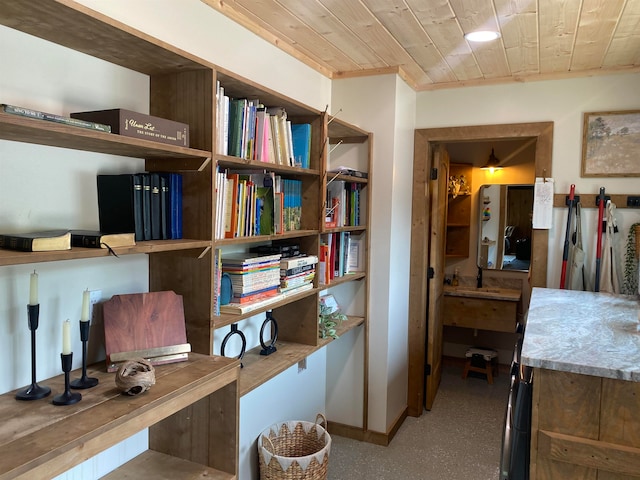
279 254 318 295
219 252 282 314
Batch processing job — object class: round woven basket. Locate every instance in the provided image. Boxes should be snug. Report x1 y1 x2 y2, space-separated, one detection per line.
258 413 331 480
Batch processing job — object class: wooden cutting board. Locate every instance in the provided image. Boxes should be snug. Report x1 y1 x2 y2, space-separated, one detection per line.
103 291 189 372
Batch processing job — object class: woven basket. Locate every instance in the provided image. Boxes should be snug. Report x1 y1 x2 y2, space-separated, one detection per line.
258 413 331 480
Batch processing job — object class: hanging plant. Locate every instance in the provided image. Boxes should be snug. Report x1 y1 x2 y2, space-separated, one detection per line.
622 222 640 295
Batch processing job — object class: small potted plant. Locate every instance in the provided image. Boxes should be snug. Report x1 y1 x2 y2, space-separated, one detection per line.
319 294 347 339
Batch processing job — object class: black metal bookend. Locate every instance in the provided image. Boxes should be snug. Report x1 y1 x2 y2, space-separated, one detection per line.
259 310 278 356
221 323 246 368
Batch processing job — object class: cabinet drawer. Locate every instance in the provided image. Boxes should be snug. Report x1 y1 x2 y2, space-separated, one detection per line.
443 295 517 333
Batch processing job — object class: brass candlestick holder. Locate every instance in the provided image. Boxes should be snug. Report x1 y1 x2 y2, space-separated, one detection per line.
70 320 98 389
16 304 51 401
53 353 81 406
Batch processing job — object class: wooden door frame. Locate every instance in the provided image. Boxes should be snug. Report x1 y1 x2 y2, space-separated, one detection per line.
407 122 553 417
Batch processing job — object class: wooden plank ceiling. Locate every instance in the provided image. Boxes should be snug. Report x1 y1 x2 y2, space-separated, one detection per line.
201 0 640 90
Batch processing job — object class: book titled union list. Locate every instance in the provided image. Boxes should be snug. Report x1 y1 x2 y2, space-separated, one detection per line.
71 108 189 147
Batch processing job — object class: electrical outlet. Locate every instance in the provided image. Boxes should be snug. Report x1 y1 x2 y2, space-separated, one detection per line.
627 196 640 208
298 358 307 373
89 289 102 321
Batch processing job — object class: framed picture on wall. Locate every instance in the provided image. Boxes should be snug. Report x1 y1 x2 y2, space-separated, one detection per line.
581 110 640 177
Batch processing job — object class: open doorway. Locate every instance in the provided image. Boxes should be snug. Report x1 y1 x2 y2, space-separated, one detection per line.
407 122 552 416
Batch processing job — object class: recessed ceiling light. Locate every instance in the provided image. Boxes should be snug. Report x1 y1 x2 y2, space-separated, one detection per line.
465 31 501 42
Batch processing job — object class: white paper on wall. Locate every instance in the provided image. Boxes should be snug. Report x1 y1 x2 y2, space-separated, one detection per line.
532 177 554 229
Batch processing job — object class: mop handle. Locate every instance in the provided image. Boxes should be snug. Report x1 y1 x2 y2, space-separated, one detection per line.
594 187 606 292
559 184 576 289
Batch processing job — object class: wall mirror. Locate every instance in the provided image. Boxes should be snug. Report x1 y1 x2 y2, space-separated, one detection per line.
477 184 534 271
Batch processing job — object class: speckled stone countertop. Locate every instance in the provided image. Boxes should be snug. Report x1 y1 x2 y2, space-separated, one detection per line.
522 287 640 381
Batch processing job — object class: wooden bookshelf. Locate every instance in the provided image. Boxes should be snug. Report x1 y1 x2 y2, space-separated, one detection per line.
0 0 374 475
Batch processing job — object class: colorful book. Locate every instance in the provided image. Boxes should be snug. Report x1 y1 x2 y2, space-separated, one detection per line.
280 271 315 288
291 123 311 168
230 286 279 304
280 254 319 269
219 293 284 315
222 252 282 266
279 282 314 296
280 263 315 277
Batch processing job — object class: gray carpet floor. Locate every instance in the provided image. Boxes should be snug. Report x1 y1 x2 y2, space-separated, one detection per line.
327 363 510 479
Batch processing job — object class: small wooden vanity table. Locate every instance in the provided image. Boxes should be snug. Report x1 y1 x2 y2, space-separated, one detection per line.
442 285 522 333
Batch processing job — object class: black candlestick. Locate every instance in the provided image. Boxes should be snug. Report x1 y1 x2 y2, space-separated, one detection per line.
53 353 82 406
70 320 98 389
16 304 51 401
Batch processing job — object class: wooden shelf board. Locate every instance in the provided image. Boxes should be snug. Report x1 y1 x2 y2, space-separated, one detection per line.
100 450 234 480
0 112 211 164
0 0 210 76
239 317 364 396
327 117 369 141
318 315 365 348
325 172 368 186
213 288 319 329
318 272 366 289
216 154 320 177
0 239 212 266
0 354 238 480
322 225 367 234
213 230 319 247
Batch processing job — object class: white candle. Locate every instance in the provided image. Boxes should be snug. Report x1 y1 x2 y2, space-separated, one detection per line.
62 320 71 355
81 289 90 322
29 270 38 305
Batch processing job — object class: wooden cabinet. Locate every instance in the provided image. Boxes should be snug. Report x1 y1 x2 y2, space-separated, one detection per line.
531 368 640 479
446 163 472 258
0 354 239 480
442 286 521 333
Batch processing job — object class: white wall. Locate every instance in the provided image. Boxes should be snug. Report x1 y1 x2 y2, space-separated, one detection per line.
76 0 331 113
416 73 640 289
331 74 416 433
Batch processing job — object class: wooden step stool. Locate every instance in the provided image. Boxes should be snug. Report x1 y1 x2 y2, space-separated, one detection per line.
462 348 498 384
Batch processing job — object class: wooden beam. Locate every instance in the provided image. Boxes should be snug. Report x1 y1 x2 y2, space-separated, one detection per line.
539 430 640 476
